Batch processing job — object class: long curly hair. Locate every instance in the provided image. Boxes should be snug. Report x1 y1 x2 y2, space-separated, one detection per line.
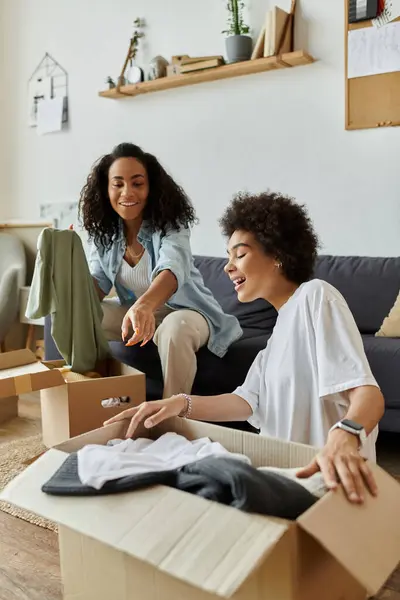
79 143 197 249
220 191 320 284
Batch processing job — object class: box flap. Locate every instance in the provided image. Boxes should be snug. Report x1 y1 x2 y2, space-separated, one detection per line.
155 417 318 469
0 449 290 597
0 350 65 398
55 421 149 453
298 462 400 595
0 348 37 370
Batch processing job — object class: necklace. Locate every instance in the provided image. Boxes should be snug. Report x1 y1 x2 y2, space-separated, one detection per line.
126 244 144 260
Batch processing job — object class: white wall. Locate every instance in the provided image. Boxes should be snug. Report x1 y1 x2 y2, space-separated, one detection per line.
0 0 399 257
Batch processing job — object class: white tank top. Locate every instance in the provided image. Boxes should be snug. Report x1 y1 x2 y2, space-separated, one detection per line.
117 249 150 299
116 249 174 324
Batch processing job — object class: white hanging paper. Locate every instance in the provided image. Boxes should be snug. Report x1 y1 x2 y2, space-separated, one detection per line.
36 97 65 135
348 21 400 78
28 76 52 127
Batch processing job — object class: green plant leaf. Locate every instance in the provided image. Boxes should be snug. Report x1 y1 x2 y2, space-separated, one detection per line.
223 0 250 36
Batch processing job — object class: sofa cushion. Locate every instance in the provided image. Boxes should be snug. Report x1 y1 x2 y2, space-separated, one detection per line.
315 256 400 334
194 256 277 336
362 334 400 409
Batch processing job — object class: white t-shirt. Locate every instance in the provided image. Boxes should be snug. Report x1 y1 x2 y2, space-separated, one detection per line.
77 432 251 490
234 279 379 462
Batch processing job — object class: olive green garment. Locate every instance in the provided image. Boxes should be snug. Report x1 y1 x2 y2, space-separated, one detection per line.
26 228 110 373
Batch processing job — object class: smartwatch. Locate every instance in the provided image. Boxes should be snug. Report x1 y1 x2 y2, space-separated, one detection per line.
329 419 367 449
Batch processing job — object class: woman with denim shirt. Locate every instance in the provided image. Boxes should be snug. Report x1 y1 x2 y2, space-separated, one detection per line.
79 143 242 397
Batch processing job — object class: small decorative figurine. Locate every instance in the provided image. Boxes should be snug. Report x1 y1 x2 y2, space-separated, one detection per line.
148 55 169 80
106 76 116 89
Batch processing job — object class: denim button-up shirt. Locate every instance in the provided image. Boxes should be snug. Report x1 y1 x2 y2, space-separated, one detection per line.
88 222 243 358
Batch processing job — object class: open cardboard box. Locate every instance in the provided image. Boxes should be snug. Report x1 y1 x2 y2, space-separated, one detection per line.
0 348 145 447
1 417 400 600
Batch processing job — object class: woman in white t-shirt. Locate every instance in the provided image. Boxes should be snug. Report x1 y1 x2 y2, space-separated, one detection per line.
106 191 385 504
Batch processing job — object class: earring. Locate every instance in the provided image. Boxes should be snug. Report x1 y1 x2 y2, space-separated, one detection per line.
274 261 282 269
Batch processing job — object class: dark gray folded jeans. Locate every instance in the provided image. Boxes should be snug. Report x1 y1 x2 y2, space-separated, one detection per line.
42 454 317 520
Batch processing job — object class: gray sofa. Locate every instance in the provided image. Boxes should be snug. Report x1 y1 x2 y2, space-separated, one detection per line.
313 255 400 434
44 255 400 433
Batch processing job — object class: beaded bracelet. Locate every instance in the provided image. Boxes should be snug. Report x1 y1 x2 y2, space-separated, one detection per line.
178 393 193 419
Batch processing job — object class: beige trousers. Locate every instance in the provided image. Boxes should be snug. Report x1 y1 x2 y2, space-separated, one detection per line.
102 300 210 398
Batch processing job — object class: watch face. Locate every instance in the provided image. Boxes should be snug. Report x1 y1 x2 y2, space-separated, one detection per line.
342 419 363 431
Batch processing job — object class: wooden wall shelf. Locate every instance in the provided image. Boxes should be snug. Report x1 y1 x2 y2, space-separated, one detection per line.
99 50 315 99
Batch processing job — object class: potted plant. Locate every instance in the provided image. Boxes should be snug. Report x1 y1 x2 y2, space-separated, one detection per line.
223 0 252 63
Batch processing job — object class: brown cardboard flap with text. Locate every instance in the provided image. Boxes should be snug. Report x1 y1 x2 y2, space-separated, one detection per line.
0 349 65 399
298 461 400 596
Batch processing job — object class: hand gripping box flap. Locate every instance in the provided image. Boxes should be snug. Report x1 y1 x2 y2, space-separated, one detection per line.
0 426 292 598
0 349 65 398
297 461 400 596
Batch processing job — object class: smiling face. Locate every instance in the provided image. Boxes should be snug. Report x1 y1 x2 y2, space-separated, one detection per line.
108 157 149 223
224 230 288 304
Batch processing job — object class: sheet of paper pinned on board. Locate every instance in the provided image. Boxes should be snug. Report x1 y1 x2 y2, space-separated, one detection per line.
373 0 400 27
36 97 64 135
348 20 400 78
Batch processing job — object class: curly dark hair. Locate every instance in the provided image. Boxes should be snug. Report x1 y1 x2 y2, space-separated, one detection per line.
219 191 320 284
79 143 197 249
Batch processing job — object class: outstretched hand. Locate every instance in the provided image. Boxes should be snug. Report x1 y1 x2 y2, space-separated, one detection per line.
122 302 156 347
104 395 187 439
296 429 378 503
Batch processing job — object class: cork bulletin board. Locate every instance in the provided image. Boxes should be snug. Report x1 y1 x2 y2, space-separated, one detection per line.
345 0 400 130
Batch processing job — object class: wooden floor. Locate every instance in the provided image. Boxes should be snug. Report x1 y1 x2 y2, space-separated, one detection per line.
0 511 61 600
0 394 399 600
0 395 62 600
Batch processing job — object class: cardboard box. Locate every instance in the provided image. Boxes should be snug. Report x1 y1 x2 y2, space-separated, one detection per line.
0 393 19 423
1 417 400 600
0 349 145 446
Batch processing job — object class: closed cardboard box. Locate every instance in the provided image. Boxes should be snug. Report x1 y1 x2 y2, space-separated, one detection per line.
0 349 145 446
1 417 400 600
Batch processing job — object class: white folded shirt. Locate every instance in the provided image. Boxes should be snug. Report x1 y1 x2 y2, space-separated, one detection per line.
77 432 251 490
